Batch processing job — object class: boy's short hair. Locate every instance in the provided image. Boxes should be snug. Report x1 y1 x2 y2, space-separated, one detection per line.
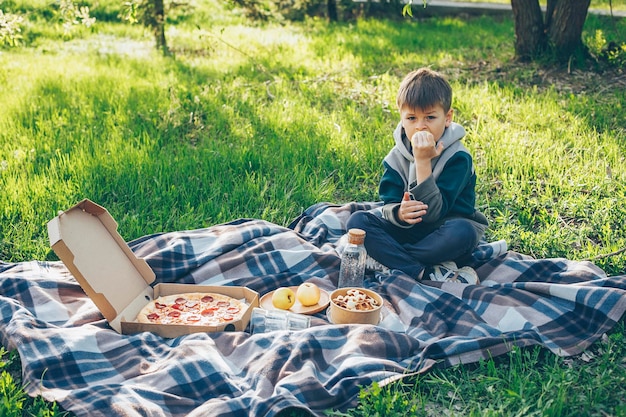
396 68 452 112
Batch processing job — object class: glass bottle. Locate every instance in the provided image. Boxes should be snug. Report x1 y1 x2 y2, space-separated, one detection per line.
338 228 367 288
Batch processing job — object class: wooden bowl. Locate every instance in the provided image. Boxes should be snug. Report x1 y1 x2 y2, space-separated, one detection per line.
328 287 383 325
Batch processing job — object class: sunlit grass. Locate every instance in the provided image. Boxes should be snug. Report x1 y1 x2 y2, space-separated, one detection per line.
1 0 626 415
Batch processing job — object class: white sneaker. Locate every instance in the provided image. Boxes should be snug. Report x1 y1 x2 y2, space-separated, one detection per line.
365 255 390 274
427 261 479 285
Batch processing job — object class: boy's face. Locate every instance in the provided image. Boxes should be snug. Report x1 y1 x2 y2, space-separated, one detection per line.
400 104 453 142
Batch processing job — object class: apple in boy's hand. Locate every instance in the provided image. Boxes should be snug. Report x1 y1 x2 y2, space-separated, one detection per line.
296 283 321 307
272 287 296 310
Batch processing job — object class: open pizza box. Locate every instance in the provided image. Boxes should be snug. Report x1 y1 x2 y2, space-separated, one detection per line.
47 198 259 338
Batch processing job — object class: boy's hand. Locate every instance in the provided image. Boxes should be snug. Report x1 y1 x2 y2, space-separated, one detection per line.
399 192 428 224
411 131 444 161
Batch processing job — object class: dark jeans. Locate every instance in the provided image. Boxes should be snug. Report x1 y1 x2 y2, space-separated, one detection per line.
346 210 480 279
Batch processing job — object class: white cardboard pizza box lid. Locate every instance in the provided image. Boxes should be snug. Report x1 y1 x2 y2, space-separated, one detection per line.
47 198 156 333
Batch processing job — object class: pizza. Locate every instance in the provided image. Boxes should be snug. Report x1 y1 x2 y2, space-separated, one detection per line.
135 292 247 326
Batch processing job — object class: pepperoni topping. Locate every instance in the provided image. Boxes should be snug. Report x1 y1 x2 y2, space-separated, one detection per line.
147 313 160 321
167 310 181 317
201 295 214 303
171 303 183 311
155 302 167 309
187 315 201 322
201 309 215 316
174 297 186 305
186 301 198 308
216 301 230 307
226 306 240 314
222 314 234 321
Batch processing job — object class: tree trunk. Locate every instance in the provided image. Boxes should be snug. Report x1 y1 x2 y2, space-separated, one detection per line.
510 0 546 61
327 0 338 21
547 0 591 62
545 0 556 28
511 0 591 64
152 0 169 55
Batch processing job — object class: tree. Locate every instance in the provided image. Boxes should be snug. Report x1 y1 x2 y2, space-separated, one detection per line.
150 0 168 55
328 0 338 22
403 0 593 65
121 0 169 56
511 0 591 63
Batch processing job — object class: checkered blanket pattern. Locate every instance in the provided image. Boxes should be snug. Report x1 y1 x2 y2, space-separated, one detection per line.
1 201 625 417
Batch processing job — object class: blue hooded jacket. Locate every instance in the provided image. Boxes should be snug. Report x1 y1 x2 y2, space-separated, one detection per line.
379 121 488 233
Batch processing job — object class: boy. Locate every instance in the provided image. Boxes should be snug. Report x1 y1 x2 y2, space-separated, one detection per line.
346 68 488 283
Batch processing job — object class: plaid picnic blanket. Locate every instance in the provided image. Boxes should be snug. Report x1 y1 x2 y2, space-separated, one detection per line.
1 201 626 417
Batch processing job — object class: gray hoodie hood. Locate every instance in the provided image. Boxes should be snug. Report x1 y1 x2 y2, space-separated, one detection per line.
383 121 470 188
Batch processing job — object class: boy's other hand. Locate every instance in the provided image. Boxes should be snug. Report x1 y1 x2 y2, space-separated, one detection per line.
399 191 428 224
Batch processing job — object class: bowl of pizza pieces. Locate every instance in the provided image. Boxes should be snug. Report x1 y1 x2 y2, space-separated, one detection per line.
328 287 383 325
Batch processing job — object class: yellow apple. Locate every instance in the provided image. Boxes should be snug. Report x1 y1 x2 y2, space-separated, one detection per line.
272 287 296 310
296 282 321 307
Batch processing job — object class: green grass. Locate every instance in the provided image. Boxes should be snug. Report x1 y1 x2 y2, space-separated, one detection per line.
1 0 626 415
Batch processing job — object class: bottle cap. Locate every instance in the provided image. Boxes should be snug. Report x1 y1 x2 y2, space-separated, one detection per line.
347 228 365 245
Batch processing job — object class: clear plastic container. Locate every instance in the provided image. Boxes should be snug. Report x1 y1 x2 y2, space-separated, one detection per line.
338 228 367 288
249 307 311 333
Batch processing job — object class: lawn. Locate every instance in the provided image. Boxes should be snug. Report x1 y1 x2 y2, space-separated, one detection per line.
1 0 626 415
